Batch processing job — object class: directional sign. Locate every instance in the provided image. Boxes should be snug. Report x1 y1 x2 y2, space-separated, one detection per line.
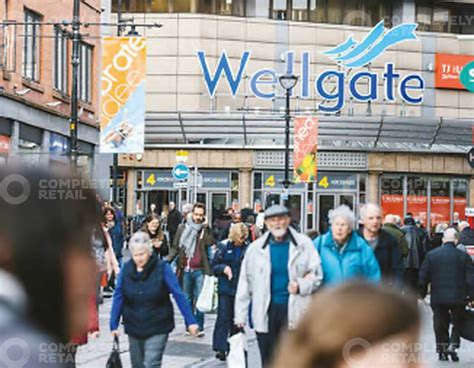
172 164 190 181
468 148 474 169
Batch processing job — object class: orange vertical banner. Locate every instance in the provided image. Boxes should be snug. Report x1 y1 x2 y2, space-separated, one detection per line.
293 117 318 183
100 37 147 153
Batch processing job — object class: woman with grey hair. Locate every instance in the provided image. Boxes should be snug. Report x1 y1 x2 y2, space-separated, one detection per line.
110 232 199 368
313 205 381 286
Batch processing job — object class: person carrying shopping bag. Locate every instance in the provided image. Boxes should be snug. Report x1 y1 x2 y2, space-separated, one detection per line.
211 223 250 361
110 232 199 368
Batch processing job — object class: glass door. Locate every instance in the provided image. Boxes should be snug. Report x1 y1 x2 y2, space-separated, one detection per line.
317 194 336 235
339 194 355 211
210 192 228 226
287 194 304 232
265 192 281 208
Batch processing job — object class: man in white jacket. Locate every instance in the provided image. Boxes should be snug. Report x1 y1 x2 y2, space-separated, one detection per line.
234 205 323 367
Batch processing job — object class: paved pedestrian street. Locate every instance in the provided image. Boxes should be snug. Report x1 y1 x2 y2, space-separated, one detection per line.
77 298 474 368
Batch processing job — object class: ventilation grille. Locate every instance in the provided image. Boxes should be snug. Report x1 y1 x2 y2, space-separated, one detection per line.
254 151 367 170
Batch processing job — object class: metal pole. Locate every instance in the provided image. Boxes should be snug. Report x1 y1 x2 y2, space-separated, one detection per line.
283 89 291 192
69 0 81 169
194 167 198 204
112 0 123 204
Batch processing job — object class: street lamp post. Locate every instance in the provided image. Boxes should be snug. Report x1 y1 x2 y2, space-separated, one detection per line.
69 0 81 169
278 74 298 204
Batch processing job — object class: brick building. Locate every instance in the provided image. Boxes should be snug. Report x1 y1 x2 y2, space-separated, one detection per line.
0 0 101 168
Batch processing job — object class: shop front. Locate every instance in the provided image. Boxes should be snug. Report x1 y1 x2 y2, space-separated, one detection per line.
380 174 469 231
253 170 366 233
140 169 239 225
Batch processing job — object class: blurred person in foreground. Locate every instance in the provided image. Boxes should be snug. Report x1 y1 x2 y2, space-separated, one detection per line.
211 223 250 361
0 167 100 367
313 205 381 286
234 205 322 367
272 282 422 368
418 227 474 362
110 232 198 367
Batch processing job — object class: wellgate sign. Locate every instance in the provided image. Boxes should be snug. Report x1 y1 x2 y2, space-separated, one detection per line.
197 21 425 113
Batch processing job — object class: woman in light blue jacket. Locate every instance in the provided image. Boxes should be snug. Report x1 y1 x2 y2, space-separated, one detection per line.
313 205 381 286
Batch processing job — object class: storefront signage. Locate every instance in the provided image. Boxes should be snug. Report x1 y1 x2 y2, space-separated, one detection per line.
262 172 305 190
0 135 11 154
435 53 474 90
100 36 147 153
316 173 358 190
143 171 175 189
143 170 230 190
293 117 318 183
198 22 424 113
201 171 230 189
460 61 474 92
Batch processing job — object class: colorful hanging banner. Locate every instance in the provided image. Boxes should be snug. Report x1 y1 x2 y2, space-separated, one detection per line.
100 37 147 153
293 117 318 183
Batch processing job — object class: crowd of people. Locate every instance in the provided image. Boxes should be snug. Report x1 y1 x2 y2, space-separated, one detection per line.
1 167 473 368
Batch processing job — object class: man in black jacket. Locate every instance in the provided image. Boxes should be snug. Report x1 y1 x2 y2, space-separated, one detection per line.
419 228 474 362
403 216 425 292
358 204 404 285
167 201 182 245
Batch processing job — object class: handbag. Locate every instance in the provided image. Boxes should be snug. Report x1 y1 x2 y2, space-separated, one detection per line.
227 332 248 368
106 336 123 368
460 307 474 342
196 275 218 313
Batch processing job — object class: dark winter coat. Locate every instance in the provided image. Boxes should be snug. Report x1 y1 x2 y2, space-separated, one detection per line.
211 239 248 296
419 242 474 306
121 254 174 338
403 223 425 269
167 209 182 238
358 228 404 284
460 226 474 246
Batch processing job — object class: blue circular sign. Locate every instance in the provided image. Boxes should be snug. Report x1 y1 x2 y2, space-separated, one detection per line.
172 164 189 181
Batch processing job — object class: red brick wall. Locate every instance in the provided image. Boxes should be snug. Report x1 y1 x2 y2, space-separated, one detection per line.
0 0 101 127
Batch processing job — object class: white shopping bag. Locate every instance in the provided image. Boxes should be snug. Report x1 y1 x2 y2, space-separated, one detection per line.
227 332 247 368
196 275 218 313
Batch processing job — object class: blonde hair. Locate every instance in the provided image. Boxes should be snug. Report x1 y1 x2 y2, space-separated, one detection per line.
228 223 249 243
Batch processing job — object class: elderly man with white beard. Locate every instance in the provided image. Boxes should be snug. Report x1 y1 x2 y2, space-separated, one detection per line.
234 205 323 367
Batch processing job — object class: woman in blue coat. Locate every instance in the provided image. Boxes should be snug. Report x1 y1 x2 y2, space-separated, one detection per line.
313 205 381 286
211 223 250 361
110 232 199 368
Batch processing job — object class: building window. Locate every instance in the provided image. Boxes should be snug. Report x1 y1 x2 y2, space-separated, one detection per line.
79 43 93 103
380 175 404 219
271 0 392 26
453 179 468 222
416 1 474 34
23 9 41 81
430 177 450 228
54 26 68 94
380 175 469 231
